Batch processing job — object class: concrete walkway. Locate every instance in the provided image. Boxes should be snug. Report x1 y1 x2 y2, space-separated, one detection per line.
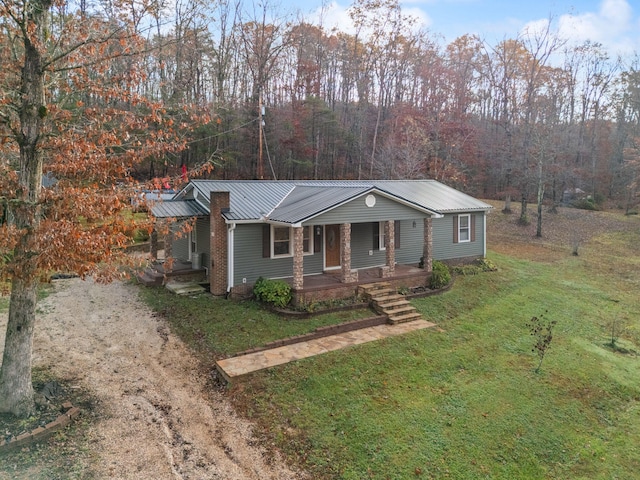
215 319 437 382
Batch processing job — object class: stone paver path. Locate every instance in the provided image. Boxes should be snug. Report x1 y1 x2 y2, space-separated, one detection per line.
216 319 437 382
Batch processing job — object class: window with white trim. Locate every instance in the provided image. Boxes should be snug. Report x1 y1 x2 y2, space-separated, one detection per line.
272 226 292 257
302 226 313 254
458 214 471 242
378 221 386 250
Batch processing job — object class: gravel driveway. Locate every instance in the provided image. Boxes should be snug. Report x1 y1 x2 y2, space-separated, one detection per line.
0 277 305 480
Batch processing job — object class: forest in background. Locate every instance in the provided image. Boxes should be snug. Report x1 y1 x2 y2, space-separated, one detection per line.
5 0 640 211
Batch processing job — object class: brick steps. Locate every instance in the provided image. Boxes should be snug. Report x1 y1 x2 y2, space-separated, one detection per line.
359 282 425 325
137 269 164 286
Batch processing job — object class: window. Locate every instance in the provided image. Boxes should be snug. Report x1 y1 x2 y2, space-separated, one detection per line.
272 226 292 256
373 221 401 250
372 221 386 251
459 214 470 242
302 226 312 254
263 225 316 258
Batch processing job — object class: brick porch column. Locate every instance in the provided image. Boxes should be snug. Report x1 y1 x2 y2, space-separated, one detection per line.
164 227 173 272
384 220 395 274
150 226 158 260
340 223 357 283
292 226 304 290
210 191 230 296
423 217 433 273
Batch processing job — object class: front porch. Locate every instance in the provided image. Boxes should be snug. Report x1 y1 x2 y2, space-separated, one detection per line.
276 264 430 306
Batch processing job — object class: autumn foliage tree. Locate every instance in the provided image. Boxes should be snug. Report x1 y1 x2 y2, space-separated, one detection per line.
0 0 192 417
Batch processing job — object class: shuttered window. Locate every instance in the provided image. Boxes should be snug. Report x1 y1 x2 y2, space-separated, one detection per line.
263 225 314 258
273 226 292 256
453 214 475 244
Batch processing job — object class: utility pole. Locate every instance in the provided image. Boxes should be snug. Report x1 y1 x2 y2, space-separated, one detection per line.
258 92 265 180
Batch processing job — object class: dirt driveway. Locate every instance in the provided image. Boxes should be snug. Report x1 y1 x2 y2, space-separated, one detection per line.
0 277 305 480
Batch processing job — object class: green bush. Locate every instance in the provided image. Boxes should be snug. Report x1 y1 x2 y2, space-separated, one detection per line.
451 264 481 275
133 228 150 242
253 277 292 308
572 198 599 211
475 258 498 272
429 260 451 289
451 258 499 276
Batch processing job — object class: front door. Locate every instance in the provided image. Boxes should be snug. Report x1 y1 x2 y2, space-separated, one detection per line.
325 224 341 269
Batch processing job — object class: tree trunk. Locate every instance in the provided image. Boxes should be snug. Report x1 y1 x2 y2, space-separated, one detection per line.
0 0 50 417
0 278 38 417
536 182 544 237
519 193 529 225
502 194 512 213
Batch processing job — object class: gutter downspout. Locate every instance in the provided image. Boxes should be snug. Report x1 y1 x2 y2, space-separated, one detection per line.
227 222 236 292
483 212 487 257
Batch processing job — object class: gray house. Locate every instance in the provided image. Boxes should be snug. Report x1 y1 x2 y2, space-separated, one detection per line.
150 180 492 303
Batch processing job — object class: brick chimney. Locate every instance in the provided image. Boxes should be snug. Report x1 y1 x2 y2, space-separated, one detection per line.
210 191 230 296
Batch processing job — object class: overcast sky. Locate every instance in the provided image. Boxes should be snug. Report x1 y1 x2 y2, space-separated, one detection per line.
292 0 639 58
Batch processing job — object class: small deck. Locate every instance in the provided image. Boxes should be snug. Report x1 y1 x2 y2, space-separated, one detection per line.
137 259 207 286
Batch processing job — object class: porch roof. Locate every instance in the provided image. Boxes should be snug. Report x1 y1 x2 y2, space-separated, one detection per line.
151 199 209 218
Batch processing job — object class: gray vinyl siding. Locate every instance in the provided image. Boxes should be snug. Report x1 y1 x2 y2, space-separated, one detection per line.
195 217 210 269
395 219 425 265
350 223 386 269
305 193 428 225
230 213 485 286
171 223 190 262
232 223 324 286
432 212 485 260
349 220 425 269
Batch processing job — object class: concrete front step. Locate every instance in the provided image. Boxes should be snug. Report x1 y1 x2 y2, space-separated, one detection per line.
359 283 392 296
388 312 423 325
374 294 405 303
378 299 411 309
381 305 416 316
367 288 395 298
360 281 426 326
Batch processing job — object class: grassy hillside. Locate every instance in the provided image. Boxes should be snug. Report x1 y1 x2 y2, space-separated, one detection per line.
149 203 640 479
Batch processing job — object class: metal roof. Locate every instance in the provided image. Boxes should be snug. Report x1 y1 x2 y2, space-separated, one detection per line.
151 199 209 218
268 185 371 223
159 180 492 223
188 180 294 221
373 180 491 213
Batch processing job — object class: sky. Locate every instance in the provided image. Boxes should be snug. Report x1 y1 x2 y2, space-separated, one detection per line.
293 0 640 58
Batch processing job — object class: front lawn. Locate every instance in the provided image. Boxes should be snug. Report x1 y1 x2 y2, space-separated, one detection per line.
141 206 640 479
138 287 374 357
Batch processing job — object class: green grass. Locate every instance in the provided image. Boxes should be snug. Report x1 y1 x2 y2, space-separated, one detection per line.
229 250 640 479
139 222 640 479
138 287 374 357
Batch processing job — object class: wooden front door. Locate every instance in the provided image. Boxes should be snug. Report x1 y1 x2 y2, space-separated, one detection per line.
325 224 341 269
